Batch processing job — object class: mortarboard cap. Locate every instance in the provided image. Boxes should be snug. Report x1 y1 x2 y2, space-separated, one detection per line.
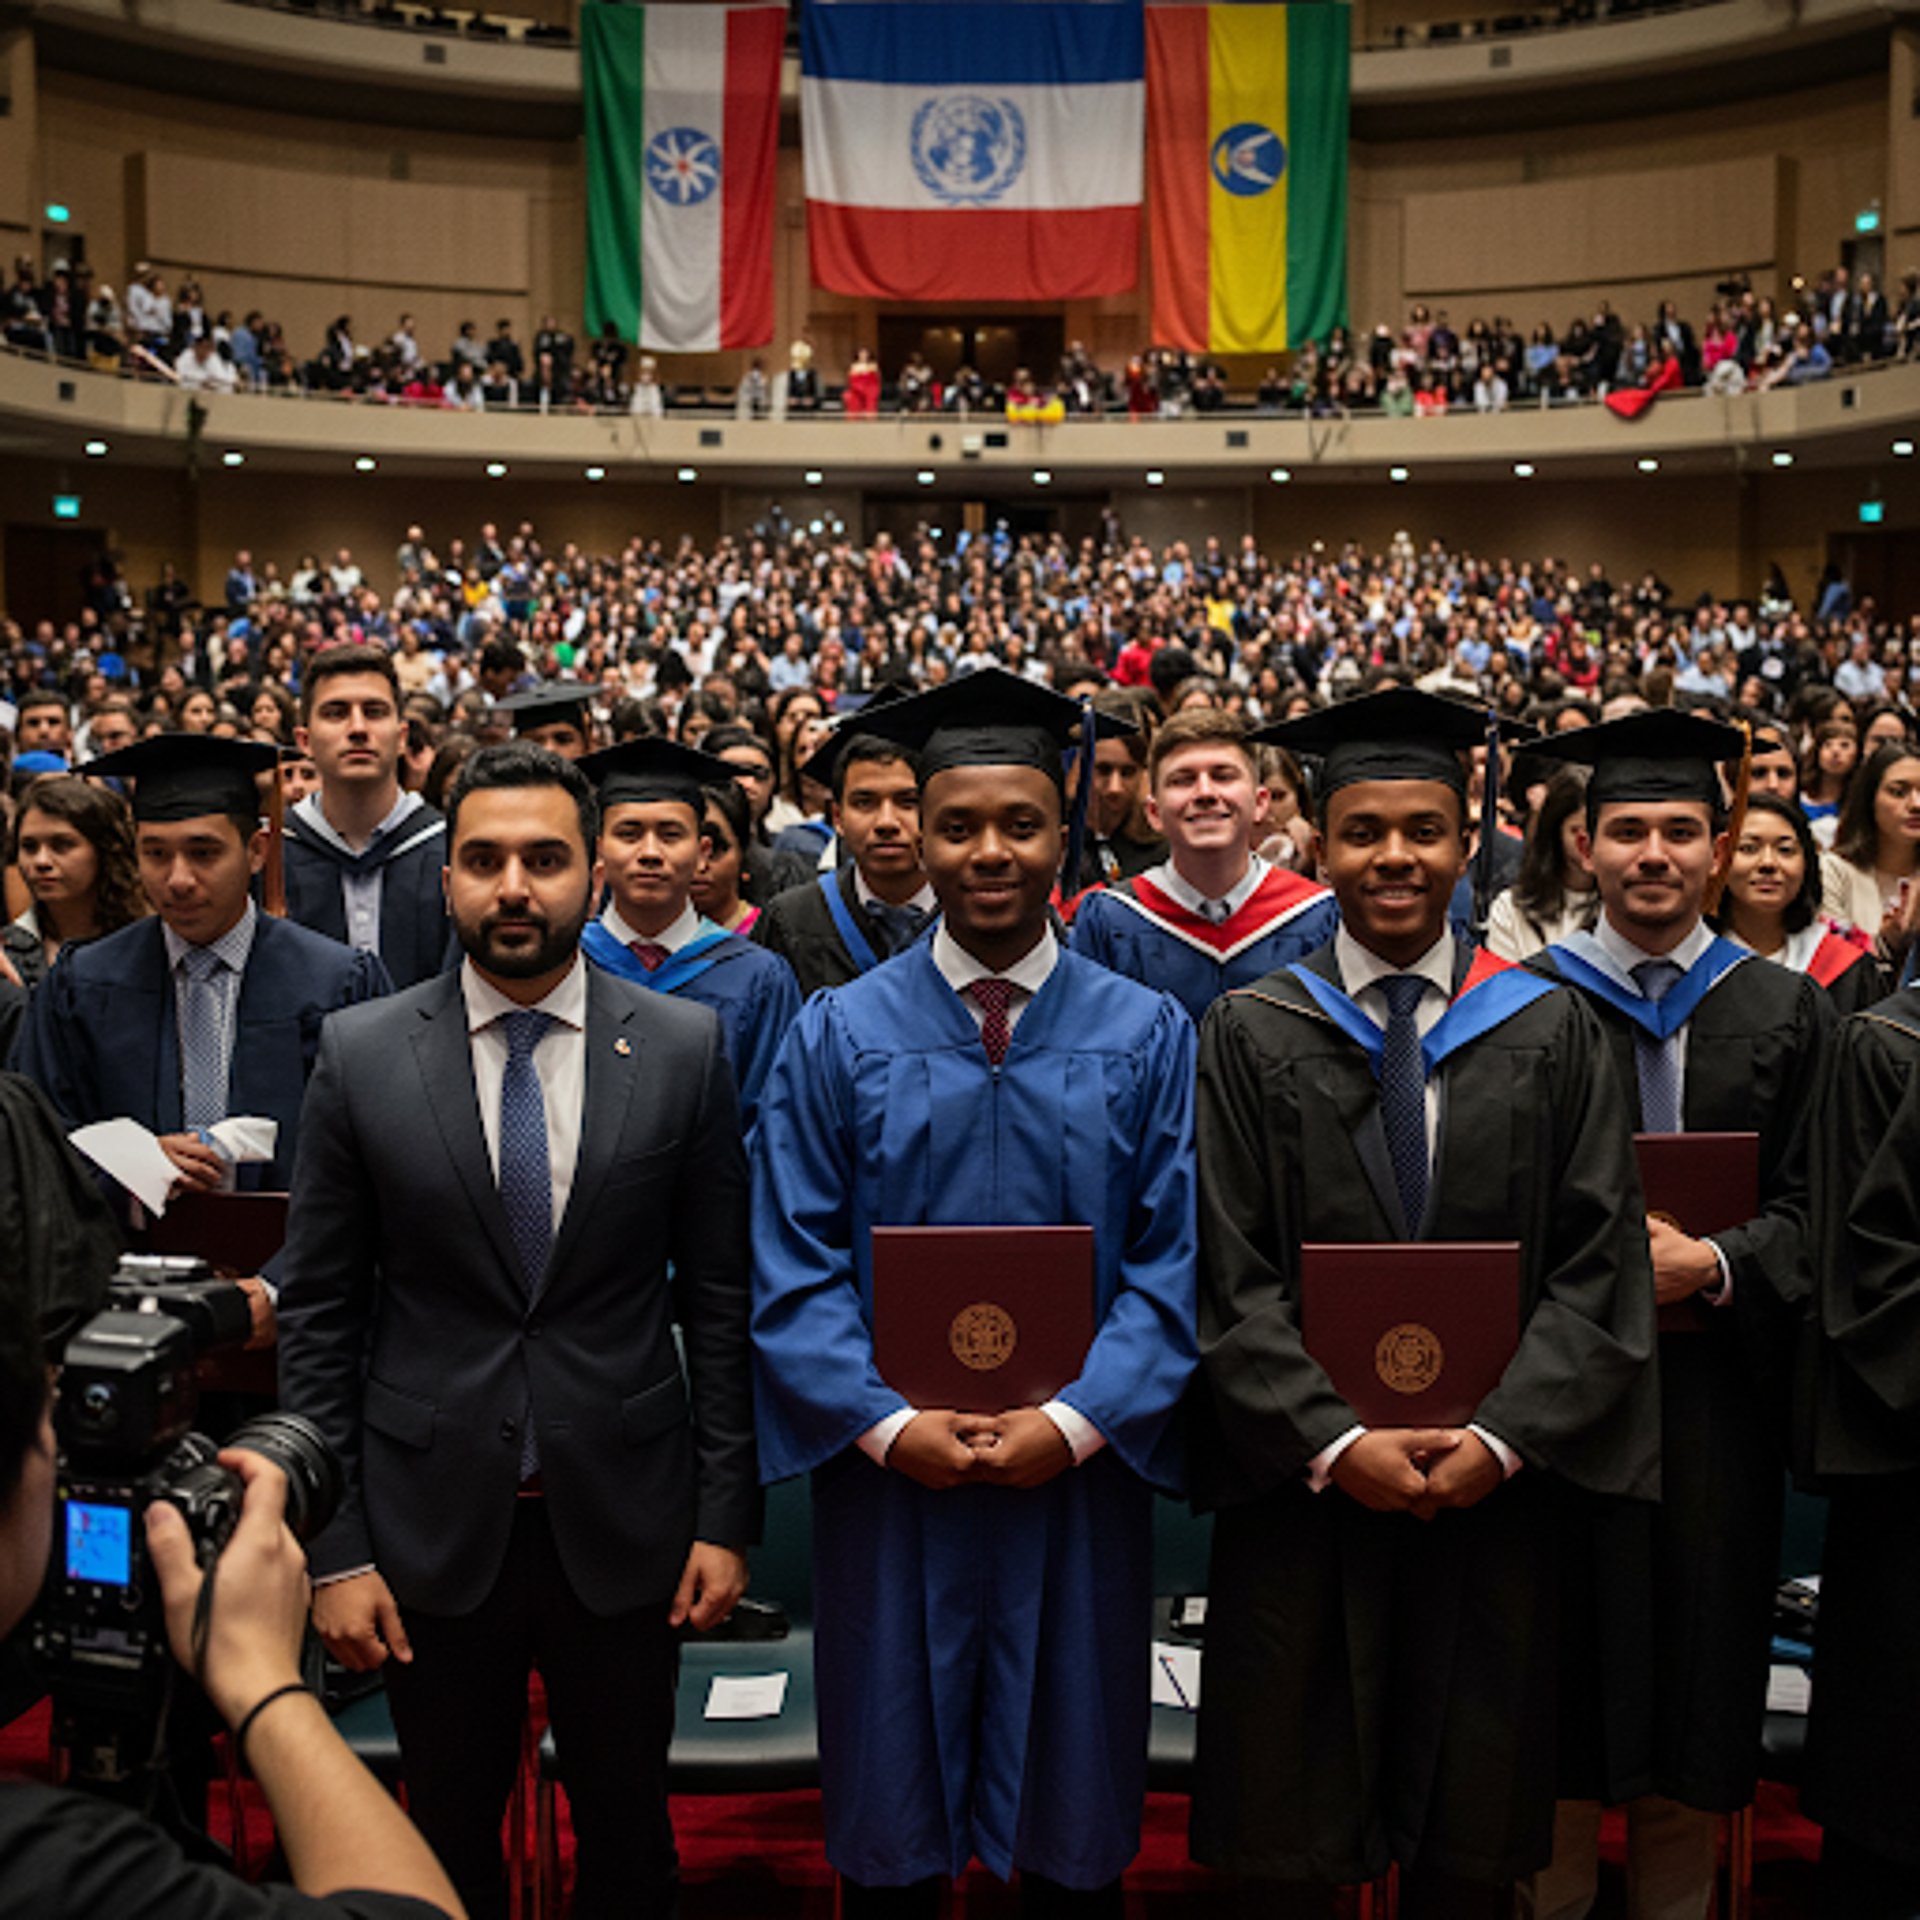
1251 688 1534 800
1540 707 1747 810
578 736 736 816
498 683 592 736
83 734 280 822
796 681 917 791
847 666 1136 791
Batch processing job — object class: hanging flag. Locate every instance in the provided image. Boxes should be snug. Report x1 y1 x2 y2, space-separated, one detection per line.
801 0 1145 302
1147 3 1349 353
583 2 784 353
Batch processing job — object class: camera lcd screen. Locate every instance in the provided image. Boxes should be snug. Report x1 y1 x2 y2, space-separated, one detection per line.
66 1501 132 1586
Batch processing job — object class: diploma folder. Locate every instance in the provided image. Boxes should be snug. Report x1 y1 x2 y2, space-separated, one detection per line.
1633 1131 1760 1333
871 1226 1096 1414
1299 1242 1522 1429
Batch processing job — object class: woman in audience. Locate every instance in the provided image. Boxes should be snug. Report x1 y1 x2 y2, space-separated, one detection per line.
691 779 765 935
1800 718 1859 845
764 687 825 835
1821 740 1920 958
173 687 219 734
3 775 146 992
1718 792 1881 1012
248 682 297 744
1484 766 1600 960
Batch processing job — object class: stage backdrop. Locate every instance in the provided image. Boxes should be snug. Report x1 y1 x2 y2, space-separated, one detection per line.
800 0 1146 302
582 1 784 353
1148 2 1350 354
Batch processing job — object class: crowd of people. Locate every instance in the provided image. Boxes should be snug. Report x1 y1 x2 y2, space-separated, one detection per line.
10 249 1917 418
5 511 1920 1920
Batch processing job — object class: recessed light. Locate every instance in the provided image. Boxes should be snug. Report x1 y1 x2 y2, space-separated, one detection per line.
1512 462 1535 479
1033 470 1052 485
584 465 606 481
916 470 935 486
486 462 508 478
84 440 108 457
1894 439 1915 458
1389 466 1410 483
222 450 245 468
1145 470 1165 486
1269 467 1291 484
355 456 377 473
803 470 823 486
1771 450 1794 469
677 466 698 483
1637 458 1659 474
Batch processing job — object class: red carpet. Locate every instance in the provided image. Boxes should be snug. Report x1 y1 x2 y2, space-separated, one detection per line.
2 1699 1821 1915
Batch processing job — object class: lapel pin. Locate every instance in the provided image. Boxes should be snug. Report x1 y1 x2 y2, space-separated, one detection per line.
614 1037 632 1057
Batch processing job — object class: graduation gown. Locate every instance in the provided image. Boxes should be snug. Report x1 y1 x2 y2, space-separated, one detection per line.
580 917 799 1131
751 946 1197 1888
1190 941 1658 1886
1800 991 1920 1866
1067 865 1339 1023
1532 931 1832 1811
13 915 390 1270
751 866 902 998
283 801 452 990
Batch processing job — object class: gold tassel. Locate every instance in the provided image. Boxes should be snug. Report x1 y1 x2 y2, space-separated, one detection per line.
261 758 287 919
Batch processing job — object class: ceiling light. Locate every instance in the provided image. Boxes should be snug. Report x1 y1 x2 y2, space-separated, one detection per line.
84 440 108 457
222 450 245 468
1389 466 1409 483
916 470 935 485
1145 470 1165 486
1637 457 1659 474
1033 469 1052 485
584 465 606 481
677 466 698 483
1894 439 1915 458
486 461 508 478
1512 462 1535 479
803 470 823 486
1771 450 1794 469
355 456 377 473
1269 467 1291 484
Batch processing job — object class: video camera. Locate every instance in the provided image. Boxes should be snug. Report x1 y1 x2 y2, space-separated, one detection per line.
34 1254 340 1788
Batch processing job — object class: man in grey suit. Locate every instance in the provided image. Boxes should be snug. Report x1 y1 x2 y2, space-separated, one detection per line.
278 740 759 1920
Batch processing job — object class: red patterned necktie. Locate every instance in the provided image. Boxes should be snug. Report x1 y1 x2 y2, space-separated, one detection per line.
630 941 669 973
968 977 1015 1066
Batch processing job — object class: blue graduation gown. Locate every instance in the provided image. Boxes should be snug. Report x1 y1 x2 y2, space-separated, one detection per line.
751 945 1197 1888
1069 864 1338 1023
580 919 799 1132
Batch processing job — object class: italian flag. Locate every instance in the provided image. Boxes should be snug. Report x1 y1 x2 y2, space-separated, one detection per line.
1148 3 1350 353
583 3 784 353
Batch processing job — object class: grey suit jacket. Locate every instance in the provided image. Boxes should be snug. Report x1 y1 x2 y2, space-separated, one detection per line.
277 961 758 1617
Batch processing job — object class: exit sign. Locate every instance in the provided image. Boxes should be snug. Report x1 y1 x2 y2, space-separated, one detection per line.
52 494 81 520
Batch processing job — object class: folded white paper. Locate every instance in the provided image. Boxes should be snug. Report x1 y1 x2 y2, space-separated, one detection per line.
1766 1665 1811 1715
68 1115 280 1213
704 1672 789 1721
1151 1640 1202 1712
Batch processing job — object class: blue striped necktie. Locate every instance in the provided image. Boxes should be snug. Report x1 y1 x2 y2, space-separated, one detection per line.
178 946 230 1132
1631 957 1686 1133
1377 973 1431 1234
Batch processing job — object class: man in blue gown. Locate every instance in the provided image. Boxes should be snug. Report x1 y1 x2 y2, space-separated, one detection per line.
575 735 799 1131
1070 706 1336 1021
751 668 1198 1919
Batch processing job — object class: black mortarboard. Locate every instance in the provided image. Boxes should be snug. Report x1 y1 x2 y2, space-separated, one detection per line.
1251 688 1534 799
796 681 917 791
578 736 736 816
83 735 280 822
1541 707 1747 809
849 666 1136 792
498 683 592 736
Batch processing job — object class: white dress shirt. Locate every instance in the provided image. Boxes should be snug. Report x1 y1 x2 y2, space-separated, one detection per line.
853 869 937 918
857 923 1104 1468
460 953 589 1239
1309 926 1519 1489
602 899 700 954
1150 853 1269 924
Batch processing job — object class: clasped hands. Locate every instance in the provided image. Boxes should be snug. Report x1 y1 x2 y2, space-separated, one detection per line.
1329 1427 1503 1519
887 1407 1074 1491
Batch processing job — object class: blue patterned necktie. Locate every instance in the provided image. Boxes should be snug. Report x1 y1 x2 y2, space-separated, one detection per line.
1377 973 1431 1235
868 900 929 956
1631 957 1686 1133
498 1009 553 1480
178 947 230 1132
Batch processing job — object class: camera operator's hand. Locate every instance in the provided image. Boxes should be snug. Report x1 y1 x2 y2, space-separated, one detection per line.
157 1131 225 1193
234 1275 277 1350
313 1568 413 1672
144 1450 308 1727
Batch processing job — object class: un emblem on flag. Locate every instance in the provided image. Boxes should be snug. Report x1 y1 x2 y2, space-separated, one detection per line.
1209 123 1286 198
911 94 1027 206
645 127 721 206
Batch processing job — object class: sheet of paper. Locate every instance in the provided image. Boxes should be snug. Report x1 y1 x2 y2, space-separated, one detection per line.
69 1118 179 1216
209 1116 278 1165
1151 1640 1202 1713
704 1672 789 1721
1766 1665 1811 1715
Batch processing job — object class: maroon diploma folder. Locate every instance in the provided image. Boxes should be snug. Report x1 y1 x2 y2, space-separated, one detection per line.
871 1226 1096 1414
1298 1242 1522 1429
1633 1132 1759 1333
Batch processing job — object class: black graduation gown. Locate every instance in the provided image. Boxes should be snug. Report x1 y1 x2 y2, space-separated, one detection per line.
751 866 895 998
1530 943 1832 1811
1189 943 1658 1887
283 803 453 991
1800 991 1920 1866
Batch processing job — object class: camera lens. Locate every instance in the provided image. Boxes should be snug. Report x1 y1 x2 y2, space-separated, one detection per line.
221 1412 342 1543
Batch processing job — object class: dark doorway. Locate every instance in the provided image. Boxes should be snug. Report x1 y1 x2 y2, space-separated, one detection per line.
876 314 1066 387
1830 528 1920 621
4 524 107 631
863 492 1108 549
